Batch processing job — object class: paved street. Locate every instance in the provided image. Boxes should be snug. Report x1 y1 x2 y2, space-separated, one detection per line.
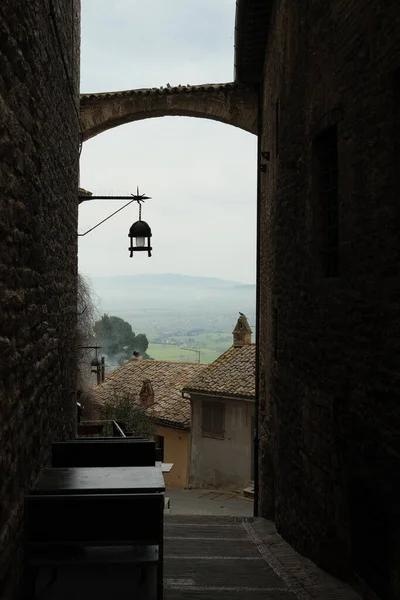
164 489 364 600
32 489 364 600
166 487 253 517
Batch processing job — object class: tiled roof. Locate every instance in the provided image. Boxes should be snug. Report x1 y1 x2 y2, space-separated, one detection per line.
92 359 204 429
182 344 256 400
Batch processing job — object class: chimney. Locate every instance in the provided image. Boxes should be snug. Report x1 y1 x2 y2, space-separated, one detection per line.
139 379 154 407
232 313 252 347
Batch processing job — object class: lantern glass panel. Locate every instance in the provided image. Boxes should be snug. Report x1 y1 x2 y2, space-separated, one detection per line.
136 236 145 247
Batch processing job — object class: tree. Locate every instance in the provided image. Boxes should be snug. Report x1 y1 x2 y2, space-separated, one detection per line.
77 274 97 418
77 274 95 347
133 333 149 354
99 389 157 437
94 314 135 357
94 314 150 364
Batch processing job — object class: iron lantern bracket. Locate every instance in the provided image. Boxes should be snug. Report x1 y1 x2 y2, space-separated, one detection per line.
77 192 151 237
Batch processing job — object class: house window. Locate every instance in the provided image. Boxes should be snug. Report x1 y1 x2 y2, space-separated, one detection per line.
201 401 225 438
314 124 339 277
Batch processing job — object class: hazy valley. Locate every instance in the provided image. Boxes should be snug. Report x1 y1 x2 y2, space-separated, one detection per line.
89 274 256 363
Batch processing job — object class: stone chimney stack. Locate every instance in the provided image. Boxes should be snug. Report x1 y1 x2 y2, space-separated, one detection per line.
232 313 252 347
139 379 154 407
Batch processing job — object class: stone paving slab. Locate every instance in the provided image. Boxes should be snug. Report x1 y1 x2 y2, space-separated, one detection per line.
164 590 297 600
165 513 253 524
31 508 364 600
164 558 286 588
164 514 364 600
164 522 249 539
166 487 253 517
164 515 296 599
165 537 261 557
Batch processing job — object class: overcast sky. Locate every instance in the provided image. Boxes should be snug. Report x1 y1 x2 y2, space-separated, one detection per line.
79 0 257 284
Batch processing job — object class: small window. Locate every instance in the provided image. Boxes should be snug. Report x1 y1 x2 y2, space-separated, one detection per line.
314 124 339 277
201 401 225 438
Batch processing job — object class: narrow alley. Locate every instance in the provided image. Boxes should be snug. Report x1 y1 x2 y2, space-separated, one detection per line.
1 1 399 599
32 491 364 600
164 515 297 599
163 491 363 600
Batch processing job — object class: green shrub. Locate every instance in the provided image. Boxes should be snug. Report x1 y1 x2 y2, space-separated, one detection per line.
99 389 157 437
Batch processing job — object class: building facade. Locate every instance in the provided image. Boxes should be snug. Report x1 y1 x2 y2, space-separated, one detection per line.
188 393 255 490
0 1 81 595
92 358 204 488
184 316 256 490
154 425 191 488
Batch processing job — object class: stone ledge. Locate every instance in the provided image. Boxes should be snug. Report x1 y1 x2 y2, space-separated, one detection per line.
243 485 255 499
246 519 363 600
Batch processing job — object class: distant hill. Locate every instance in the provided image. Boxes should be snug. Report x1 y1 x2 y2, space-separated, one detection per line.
89 273 256 339
91 273 255 289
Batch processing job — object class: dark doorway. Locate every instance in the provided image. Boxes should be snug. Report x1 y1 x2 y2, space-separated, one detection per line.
154 435 164 462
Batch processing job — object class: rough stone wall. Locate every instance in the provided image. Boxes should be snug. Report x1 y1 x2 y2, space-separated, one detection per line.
0 1 80 594
258 1 400 599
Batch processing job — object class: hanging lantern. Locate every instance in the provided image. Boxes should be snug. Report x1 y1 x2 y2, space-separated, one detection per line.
90 356 101 374
128 200 152 257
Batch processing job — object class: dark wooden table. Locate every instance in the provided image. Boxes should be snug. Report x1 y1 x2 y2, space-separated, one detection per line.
31 466 165 495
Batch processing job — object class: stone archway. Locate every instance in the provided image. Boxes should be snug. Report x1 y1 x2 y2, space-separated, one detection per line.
80 82 258 141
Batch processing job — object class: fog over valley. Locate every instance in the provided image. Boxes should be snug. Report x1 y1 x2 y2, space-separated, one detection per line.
87 274 256 362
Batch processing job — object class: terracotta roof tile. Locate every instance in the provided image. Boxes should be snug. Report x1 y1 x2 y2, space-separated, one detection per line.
182 344 256 399
92 360 204 429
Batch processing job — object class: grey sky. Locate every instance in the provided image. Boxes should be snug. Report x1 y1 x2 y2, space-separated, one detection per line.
79 1 256 284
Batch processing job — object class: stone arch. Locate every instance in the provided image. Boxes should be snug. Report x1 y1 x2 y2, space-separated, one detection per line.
80 83 258 141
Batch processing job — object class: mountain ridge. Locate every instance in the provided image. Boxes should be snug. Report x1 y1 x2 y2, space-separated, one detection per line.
89 273 255 288
87 272 256 338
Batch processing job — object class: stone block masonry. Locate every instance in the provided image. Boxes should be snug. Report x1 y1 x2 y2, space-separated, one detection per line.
80 82 258 141
257 1 400 599
0 0 80 595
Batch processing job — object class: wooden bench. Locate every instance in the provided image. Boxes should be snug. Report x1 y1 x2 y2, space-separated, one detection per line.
51 439 156 468
23 492 164 599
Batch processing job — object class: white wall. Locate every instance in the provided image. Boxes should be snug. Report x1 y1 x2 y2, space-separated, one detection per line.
189 393 254 489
